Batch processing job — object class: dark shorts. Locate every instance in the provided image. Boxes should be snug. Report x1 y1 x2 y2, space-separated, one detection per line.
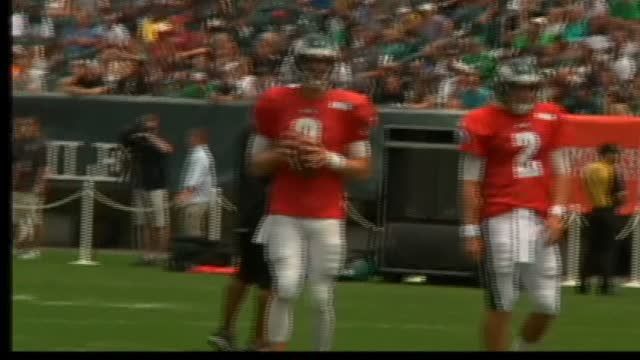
235 232 272 290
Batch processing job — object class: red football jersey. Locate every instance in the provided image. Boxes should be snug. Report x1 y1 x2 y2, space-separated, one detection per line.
254 86 377 219
459 103 569 219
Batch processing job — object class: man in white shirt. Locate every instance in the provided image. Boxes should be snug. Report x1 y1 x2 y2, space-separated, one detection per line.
176 128 215 238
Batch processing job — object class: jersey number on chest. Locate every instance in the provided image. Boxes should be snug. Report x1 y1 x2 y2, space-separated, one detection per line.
293 117 323 142
512 131 543 179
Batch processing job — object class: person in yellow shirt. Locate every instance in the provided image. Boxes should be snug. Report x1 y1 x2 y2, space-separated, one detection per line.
580 144 627 295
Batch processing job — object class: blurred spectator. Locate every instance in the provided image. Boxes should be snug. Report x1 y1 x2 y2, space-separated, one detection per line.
564 86 604 115
251 32 285 80
112 59 151 96
610 29 638 81
12 46 32 92
460 38 497 83
12 0 55 42
609 0 640 21
104 11 131 47
60 60 108 96
457 73 493 110
563 5 589 43
373 73 407 105
11 0 640 114
176 72 215 99
605 89 633 115
539 7 566 46
416 2 453 44
62 10 105 61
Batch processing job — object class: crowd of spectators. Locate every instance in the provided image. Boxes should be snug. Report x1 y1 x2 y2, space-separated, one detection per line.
11 0 640 114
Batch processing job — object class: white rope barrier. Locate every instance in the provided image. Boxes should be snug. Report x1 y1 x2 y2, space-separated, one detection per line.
562 208 588 287
11 179 636 286
622 213 640 288
13 182 400 268
94 191 171 212
13 190 84 210
208 188 222 241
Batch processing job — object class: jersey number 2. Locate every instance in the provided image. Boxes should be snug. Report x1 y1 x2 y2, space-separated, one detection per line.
513 132 543 178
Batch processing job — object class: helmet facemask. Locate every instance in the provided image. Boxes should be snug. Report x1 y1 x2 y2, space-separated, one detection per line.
295 53 336 91
499 82 541 116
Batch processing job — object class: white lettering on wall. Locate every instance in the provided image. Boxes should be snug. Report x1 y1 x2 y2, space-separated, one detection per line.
45 140 125 181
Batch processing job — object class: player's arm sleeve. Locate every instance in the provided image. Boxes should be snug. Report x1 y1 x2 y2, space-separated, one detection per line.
254 91 279 140
459 114 489 227
247 124 284 177
248 134 273 158
461 153 486 181
349 96 378 143
460 153 485 227
345 95 377 159
333 96 377 180
458 112 490 157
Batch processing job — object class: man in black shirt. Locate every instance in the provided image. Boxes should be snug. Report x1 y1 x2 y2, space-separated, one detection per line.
579 144 627 295
13 117 47 259
113 59 151 96
208 126 272 352
121 114 174 265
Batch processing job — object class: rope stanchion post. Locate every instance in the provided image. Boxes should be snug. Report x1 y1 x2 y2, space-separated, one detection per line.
623 214 640 288
562 205 583 287
208 187 222 241
70 179 99 266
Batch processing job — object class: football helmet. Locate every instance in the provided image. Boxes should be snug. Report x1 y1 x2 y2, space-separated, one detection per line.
293 33 339 91
494 57 543 115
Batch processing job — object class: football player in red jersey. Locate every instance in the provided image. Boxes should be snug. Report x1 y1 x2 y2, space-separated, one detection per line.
459 58 572 351
249 34 377 351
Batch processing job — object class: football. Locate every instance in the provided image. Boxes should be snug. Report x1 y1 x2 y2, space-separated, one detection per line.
289 147 317 176
294 138 325 176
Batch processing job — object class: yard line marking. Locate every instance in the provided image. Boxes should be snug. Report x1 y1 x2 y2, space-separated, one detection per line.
104 302 179 310
12 295 182 311
12 294 37 301
15 317 455 332
10 297 462 332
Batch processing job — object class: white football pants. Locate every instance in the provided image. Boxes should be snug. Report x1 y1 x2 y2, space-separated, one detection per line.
482 208 562 315
257 214 346 351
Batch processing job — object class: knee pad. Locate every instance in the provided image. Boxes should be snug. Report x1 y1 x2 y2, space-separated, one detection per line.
271 260 304 301
531 276 561 315
309 280 334 310
276 279 301 302
484 270 518 312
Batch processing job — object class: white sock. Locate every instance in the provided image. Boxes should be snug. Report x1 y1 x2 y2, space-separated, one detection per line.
267 296 294 346
512 337 537 351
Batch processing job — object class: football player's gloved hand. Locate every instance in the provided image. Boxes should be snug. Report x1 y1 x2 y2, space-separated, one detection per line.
298 137 329 169
275 130 304 169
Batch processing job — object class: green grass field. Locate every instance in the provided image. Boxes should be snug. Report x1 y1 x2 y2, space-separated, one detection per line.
12 249 640 351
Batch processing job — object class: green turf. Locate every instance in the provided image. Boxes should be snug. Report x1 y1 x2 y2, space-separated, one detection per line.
12 249 640 351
